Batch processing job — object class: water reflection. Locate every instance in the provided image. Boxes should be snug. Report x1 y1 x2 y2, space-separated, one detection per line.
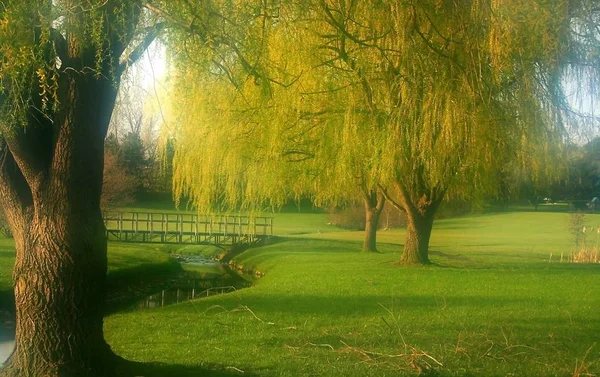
0 310 14 364
135 260 252 309
136 274 251 309
0 339 13 364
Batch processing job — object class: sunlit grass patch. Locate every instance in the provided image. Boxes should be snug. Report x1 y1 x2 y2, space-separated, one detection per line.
105 210 600 376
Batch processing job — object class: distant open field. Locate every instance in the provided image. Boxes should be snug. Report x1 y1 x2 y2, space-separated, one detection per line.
1 209 600 376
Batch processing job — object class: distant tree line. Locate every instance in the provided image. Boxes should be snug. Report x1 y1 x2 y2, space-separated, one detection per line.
101 75 175 209
551 138 600 203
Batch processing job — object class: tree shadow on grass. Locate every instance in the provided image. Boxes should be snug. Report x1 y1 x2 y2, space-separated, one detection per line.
117 359 259 377
261 237 367 253
429 249 471 262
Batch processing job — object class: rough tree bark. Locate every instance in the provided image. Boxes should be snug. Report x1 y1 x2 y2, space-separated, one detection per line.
362 189 385 252
0 2 155 376
392 182 445 265
0 68 119 377
402 207 435 264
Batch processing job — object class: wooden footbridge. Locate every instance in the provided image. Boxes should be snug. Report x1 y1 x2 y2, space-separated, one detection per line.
103 212 273 246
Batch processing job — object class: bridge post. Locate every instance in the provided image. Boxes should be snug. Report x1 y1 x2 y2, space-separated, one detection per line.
118 212 123 240
163 214 167 243
178 214 183 243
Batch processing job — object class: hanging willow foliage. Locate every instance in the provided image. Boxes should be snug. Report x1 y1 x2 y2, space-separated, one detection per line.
0 1 147 128
167 0 599 215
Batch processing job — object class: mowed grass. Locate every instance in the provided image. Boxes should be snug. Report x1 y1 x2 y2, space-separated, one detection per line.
104 210 600 377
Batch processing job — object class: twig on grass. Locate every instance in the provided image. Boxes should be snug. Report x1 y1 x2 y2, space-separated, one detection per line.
572 343 597 377
339 340 383 360
234 305 275 325
308 342 335 351
199 305 229 316
226 366 245 374
378 302 408 348
338 339 443 374
283 344 300 351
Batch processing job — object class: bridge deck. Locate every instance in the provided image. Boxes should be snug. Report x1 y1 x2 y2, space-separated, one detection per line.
103 212 273 246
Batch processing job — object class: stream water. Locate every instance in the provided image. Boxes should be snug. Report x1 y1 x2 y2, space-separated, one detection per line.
135 257 252 309
0 256 252 364
0 310 14 365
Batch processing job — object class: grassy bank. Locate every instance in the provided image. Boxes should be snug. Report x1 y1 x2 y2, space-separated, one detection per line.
0 240 180 313
104 211 600 376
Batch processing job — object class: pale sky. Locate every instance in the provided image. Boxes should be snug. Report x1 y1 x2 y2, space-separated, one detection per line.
140 41 167 92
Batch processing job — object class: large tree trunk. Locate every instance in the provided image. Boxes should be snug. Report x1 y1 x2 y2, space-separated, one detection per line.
3 212 113 377
0 64 120 377
0 2 151 375
362 189 385 252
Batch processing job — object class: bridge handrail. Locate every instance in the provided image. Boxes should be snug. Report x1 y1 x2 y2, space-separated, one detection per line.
102 211 274 237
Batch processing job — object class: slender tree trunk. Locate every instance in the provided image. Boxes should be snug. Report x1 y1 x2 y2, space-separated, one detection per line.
401 210 434 264
362 189 385 252
363 206 382 252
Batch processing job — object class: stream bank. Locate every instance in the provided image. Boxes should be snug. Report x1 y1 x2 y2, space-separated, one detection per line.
0 254 255 364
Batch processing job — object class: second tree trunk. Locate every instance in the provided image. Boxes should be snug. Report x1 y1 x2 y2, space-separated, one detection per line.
362 190 385 252
401 210 434 264
363 205 383 252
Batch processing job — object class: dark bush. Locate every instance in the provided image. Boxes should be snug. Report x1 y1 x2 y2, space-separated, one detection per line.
328 203 406 230
435 200 473 219
328 199 472 230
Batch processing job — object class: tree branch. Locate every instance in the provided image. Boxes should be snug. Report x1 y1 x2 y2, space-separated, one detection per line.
144 2 193 31
0 139 34 236
375 189 386 212
378 184 405 213
119 22 166 74
0 90 51 191
281 149 315 162
409 3 465 71
50 28 68 63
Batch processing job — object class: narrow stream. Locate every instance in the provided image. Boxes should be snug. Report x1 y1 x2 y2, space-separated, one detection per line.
135 256 252 309
0 256 252 364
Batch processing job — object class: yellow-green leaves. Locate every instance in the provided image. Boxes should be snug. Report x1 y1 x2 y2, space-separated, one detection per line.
0 1 145 125
167 0 598 213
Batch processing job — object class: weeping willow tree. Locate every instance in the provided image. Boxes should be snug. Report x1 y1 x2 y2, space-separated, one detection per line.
166 0 394 251
169 0 599 263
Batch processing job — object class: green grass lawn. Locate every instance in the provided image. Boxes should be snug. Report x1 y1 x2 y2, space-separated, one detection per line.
1 210 599 376
102 210 600 376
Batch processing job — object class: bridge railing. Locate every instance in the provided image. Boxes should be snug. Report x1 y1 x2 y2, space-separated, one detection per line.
102 212 273 244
